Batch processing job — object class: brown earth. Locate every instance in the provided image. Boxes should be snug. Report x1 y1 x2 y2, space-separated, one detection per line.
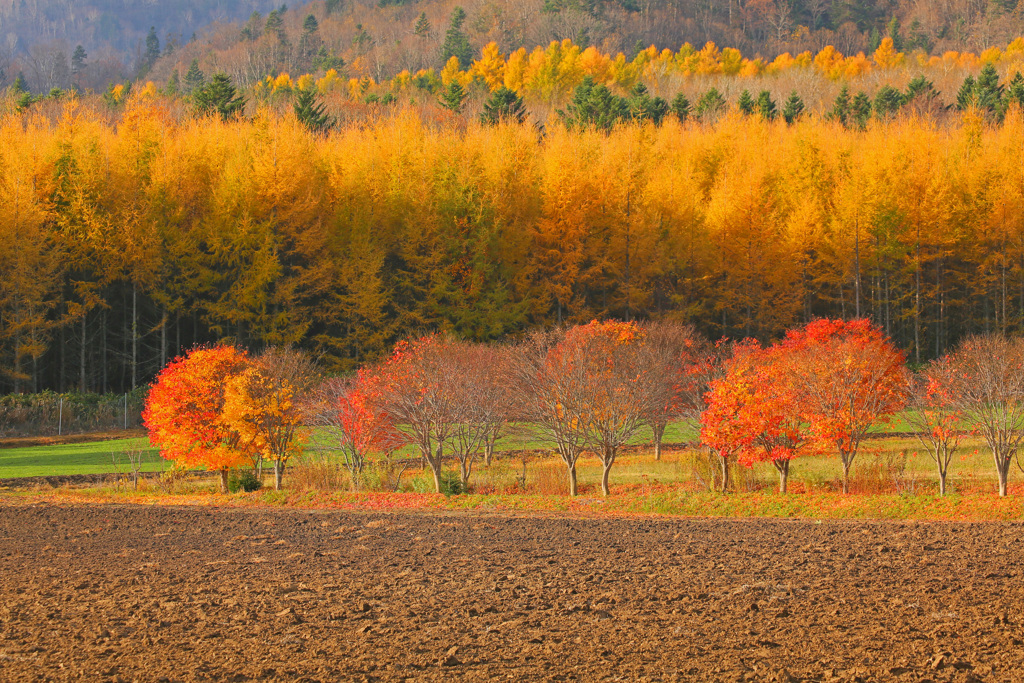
0 504 1022 683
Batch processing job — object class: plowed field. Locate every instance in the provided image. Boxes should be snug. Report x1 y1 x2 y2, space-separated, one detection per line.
1 504 1022 682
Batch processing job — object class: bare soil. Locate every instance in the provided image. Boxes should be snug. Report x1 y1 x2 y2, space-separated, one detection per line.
0 504 1022 682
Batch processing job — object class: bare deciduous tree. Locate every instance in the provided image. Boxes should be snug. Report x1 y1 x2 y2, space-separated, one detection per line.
946 335 1024 497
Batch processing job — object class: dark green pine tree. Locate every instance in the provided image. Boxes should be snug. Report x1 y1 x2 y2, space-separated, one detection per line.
439 81 467 113
145 27 160 67
956 75 976 111
975 63 1003 115
165 70 180 95
414 12 431 38
695 88 725 122
265 10 287 43
737 89 754 115
829 85 851 126
441 7 472 68
885 15 902 50
294 88 333 133
782 91 804 124
905 75 936 102
627 83 668 124
184 59 205 93
756 90 777 121
561 77 628 132
241 11 263 41
480 86 526 125
71 45 87 76
302 14 319 34
851 92 872 130
193 73 246 121
670 92 690 121
11 72 29 94
873 85 904 118
1007 72 1024 110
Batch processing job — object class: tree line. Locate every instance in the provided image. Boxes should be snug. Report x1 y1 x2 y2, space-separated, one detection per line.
4 103 1024 393
144 320 1024 499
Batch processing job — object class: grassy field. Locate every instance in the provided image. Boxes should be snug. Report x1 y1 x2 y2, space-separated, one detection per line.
0 417 1006 501
0 437 162 478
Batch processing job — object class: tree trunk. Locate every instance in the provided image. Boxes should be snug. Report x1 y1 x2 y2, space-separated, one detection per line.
841 454 853 494
653 422 666 461
460 458 470 488
431 464 443 494
131 285 138 390
601 461 612 497
997 455 1009 497
567 463 578 497
720 454 729 493
275 460 284 491
775 459 789 494
219 469 229 494
938 470 946 497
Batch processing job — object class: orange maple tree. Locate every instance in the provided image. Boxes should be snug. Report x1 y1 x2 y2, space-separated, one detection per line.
142 345 251 492
328 373 409 489
702 341 814 494
777 319 907 494
905 357 965 496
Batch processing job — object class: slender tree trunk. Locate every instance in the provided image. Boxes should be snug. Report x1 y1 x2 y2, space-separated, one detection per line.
160 309 167 370
601 461 612 497
275 460 284 490
131 285 138 390
653 422 666 461
219 469 229 494
996 454 1009 497
80 311 87 391
841 452 853 494
432 464 443 494
775 459 789 494
460 458 471 488
567 463 578 497
720 454 729 493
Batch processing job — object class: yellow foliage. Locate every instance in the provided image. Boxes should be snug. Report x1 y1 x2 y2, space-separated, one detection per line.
472 42 506 90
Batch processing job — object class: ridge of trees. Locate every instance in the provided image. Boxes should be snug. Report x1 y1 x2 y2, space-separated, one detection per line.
4 103 1024 395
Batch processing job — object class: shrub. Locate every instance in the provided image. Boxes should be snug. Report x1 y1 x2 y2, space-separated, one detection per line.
228 469 262 493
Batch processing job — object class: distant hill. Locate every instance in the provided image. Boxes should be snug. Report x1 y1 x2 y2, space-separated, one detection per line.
146 0 1024 89
0 0 281 91
4 0 1024 93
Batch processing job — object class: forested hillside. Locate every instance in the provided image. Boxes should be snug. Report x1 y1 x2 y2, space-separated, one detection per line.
0 0 280 91
3 102 1024 393
4 0 1024 93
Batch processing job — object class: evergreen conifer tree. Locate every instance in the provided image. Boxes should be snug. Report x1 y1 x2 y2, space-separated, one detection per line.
873 85 904 118
737 89 754 115
956 75 977 111
480 86 526 124
71 45 87 76
439 81 467 113
441 7 472 68
627 83 668 124
851 92 872 129
165 71 180 95
829 85 851 126
414 12 431 38
782 91 804 124
145 27 160 67
193 73 246 120
671 92 690 121
695 88 725 122
184 59 205 93
756 90 777 120
294 88 333 133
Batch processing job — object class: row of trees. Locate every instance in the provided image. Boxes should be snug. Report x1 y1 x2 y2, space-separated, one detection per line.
145 321 1024 499
6 104 1024 395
